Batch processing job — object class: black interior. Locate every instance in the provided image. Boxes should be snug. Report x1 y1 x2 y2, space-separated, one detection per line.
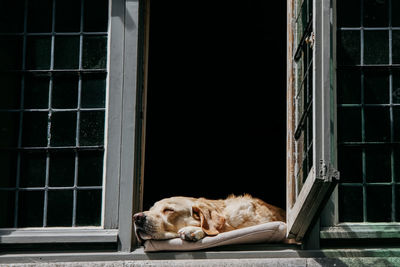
143 1 287 210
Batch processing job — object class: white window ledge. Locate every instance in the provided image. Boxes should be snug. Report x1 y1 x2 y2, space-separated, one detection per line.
0 228 118 244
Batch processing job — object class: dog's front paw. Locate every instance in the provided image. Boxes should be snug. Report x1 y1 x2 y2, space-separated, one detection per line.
178 226 205 242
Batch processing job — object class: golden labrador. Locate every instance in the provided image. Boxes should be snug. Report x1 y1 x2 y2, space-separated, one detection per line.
134 194 285 242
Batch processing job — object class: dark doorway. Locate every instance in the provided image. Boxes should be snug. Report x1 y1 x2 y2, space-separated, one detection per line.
143 1 287 210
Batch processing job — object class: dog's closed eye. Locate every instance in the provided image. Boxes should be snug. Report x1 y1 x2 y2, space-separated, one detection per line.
163 208 174 214
192 209 200 220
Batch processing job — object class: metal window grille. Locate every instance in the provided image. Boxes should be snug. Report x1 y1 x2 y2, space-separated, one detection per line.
337 0 400 222
294 0 314 195
0 0 108 228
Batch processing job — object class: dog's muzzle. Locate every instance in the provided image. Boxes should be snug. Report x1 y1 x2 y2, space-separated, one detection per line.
133 212 148 243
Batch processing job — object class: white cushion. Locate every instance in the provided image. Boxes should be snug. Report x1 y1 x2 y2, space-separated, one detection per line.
143 221 287 252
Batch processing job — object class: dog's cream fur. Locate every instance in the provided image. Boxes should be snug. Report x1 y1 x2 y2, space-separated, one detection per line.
134 194 285 242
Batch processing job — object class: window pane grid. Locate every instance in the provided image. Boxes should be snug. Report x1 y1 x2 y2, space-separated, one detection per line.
0 0 108 228
338 0 399 222
294 0 313 195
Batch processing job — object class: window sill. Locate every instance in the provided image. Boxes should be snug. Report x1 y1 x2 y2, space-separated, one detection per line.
2 246 400 264
321 223 400 239
0 228 118 244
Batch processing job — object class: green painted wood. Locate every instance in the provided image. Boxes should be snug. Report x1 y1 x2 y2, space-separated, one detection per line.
321 223 400 239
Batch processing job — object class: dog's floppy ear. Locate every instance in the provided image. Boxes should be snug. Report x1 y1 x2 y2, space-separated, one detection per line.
192 204 225 236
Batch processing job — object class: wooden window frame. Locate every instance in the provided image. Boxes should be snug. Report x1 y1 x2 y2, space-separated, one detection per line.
287 0 339 242
0 0 149 252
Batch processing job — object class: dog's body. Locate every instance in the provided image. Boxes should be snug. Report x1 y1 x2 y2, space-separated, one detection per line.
134 194 286 242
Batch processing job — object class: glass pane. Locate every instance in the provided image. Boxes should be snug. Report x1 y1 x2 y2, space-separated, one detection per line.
26 36 51 70
0 36 23 71
78 151 104 186
49 151 75 187
364 30 389 65
0 73 21 109
338 107 362 142
0 191 15 228
363 0 389 27
79 111 105 146
0 1 25 33
395 148 400 182
393 107 400 142
21 112 48 147
397 185 400 221
337 70 361 104
338 146 363 183
295 4 305 48
365 146 391 183
52 74 78 108
306 111 313 147
392 31 400 64
364 107 390 142
338 30 360 66
298 0 308 31
0 112 19 148
18 191 44 227
24 74 49 109
393 71 400 103
47 190 73 226
366 185 392 222
339 185 363 222
76 189 102 226
54 37 80 69
337 0 360 27
19 151 46 187
27 0 52 33
84 0 109 32
0 152 17 187
364 70 389 104
50 112 77 146
82 36 107 69
55 0 81 32
392 1 400 27
81 74 106 108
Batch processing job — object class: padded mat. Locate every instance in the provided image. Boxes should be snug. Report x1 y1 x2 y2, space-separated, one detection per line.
143 221 287 252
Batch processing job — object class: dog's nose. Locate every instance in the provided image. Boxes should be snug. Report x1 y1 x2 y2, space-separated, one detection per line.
133 212 146 227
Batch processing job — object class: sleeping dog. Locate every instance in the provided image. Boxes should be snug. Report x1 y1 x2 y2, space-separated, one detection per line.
134 194 286 242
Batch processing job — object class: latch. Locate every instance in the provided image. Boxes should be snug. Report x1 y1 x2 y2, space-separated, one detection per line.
319 159 340 182
305 32 315 49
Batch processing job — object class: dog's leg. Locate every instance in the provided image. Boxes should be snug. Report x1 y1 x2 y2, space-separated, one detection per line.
178 226 205 241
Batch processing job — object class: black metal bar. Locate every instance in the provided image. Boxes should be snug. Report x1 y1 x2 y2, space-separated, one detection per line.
294 20 313 62
0 69 107 74
389 0 397 222
339 142 400 146
360 0 368 222
0 186 102 191
0 108 106 112
0 146 104 151
0 32 108 36
13 0 29 228
72 0 86 227
337 65 400 70
338 103 400 107
294 100 313 140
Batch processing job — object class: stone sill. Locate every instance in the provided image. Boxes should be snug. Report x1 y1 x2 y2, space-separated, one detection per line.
2 246 400 265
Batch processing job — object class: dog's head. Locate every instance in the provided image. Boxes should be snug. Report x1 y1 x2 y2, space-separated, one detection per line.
133 197 225 242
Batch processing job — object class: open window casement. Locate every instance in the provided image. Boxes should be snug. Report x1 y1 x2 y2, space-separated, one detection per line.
287 0 339 241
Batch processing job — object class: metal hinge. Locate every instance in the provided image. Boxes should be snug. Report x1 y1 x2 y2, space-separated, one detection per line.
318 160 340 182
